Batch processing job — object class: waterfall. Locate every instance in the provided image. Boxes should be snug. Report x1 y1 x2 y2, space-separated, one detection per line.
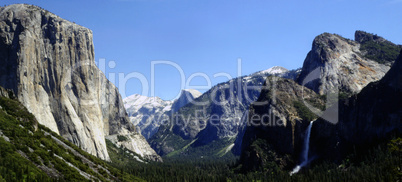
290 120 315 176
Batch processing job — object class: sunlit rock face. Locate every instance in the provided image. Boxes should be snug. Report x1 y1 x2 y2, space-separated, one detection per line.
0 4 160 161
297 32 394 95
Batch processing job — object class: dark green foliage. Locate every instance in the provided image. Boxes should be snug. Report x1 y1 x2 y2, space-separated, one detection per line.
0 137 50 181
0 96 143 181
117 135 128 142
360 40 401 64
108 138 236 182
107 136 401 181
293 100 317 121
246 138 286 172
0 97 89 181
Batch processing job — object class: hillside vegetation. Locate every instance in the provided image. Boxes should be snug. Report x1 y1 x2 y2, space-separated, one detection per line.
0 96 143 181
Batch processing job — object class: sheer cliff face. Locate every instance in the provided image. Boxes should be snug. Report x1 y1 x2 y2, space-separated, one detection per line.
309 50 402 162
339 50 402 144
297 33 392 95
0 4 160 161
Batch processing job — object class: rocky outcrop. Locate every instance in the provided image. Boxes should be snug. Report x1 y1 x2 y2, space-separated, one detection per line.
0 4 160 161
297 32 398 95
149 67 300 156
0 86 11 98
171 89 202 113
106 134 163 162
124 94 173 140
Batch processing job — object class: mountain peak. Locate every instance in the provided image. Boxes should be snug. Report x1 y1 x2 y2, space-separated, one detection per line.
298 31 393 95
181 89 202 98
171 89 202 112
312 32 356 51
123 94 168 110
264 66 289 74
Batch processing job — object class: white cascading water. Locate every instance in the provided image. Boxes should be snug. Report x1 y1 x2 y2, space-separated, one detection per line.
290 120 315 176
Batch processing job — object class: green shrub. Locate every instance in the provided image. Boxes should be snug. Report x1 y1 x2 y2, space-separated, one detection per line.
293 101 317 121
117 135 128 142
360 40 401 64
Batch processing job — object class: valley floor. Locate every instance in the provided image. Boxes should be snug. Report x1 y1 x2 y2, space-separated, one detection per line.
107 137 401 182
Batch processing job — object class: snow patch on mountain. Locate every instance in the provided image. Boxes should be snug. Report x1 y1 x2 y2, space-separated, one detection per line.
124 95 173 140
124 89 202 140
260 66 289 75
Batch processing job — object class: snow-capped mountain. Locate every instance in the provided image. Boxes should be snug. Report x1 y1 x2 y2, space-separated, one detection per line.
260 66 289 75
249 66 300 79
124 95 173 140
124 89 202 140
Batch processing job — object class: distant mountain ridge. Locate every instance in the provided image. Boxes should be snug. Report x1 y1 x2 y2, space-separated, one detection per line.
123 89 202 140
124 67 295 144
149 66 301 157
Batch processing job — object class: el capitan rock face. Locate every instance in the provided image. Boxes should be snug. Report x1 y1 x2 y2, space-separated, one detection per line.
0 4 160 161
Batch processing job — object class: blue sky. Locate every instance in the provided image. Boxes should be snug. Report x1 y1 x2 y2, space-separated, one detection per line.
4 0 402 100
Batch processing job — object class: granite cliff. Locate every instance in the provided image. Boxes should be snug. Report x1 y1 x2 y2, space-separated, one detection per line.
297 32 398 95
0 4 160 161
